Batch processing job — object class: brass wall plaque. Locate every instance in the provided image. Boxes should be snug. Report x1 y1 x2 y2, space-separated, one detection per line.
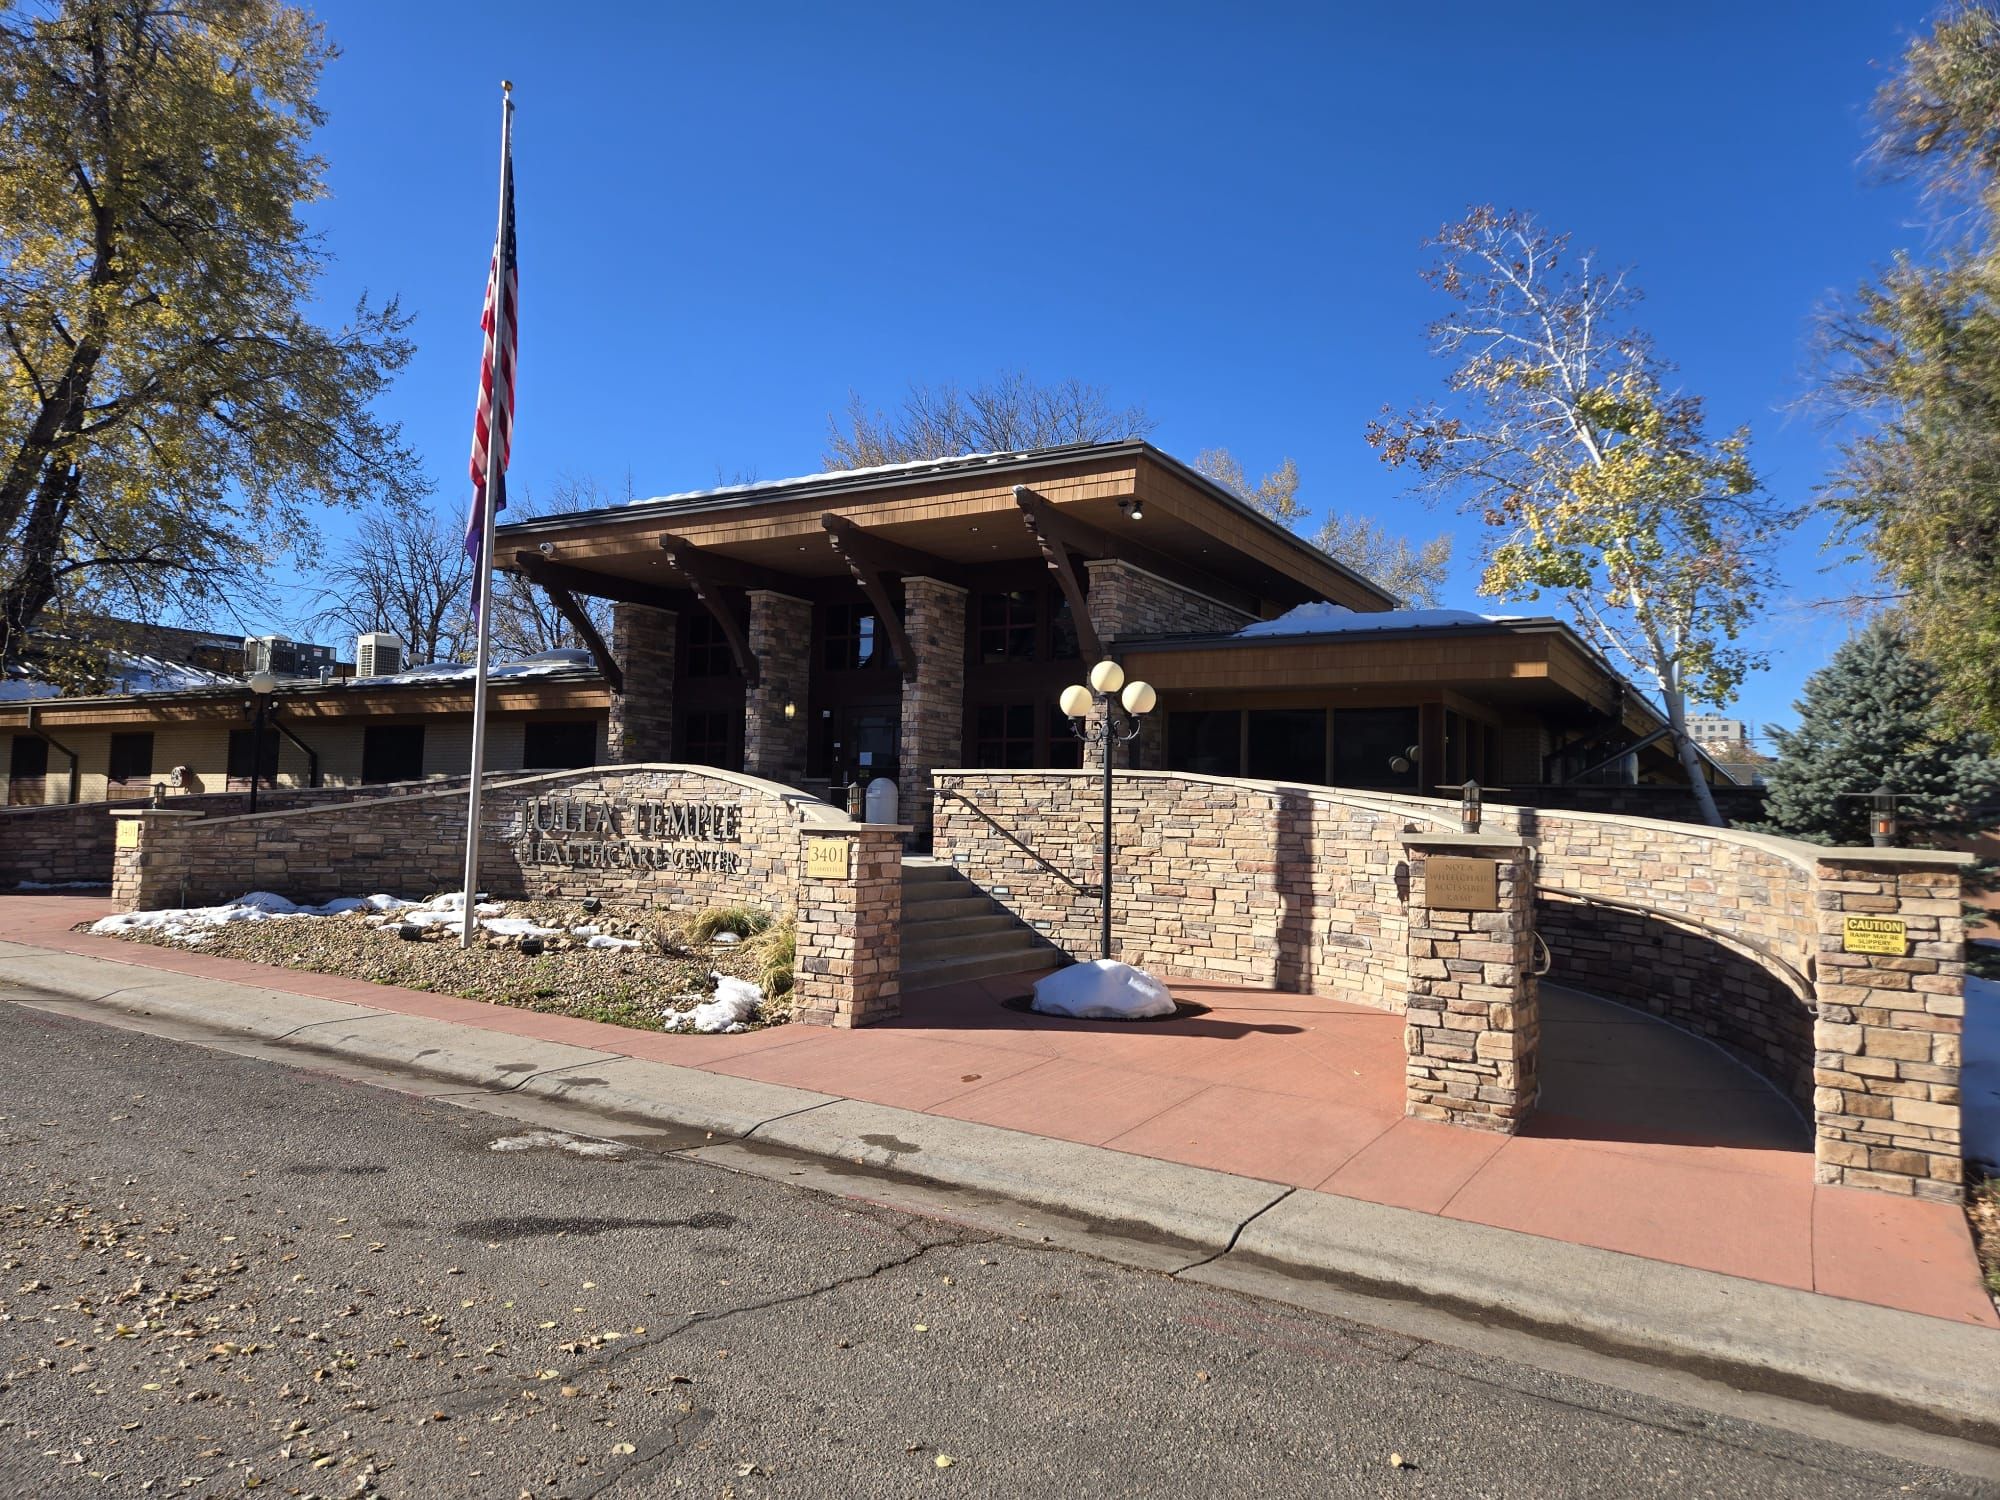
114 818 140 849
1842 915 1908 956
1425 856 1500 911
805 837 850 881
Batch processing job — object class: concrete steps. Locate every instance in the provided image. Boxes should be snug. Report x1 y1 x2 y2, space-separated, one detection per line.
899 858 1062 993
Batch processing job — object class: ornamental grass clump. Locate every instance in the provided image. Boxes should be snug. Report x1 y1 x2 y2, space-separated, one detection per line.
686 905 773 944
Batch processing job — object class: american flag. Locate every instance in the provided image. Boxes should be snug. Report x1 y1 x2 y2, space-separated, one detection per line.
465 143 518 565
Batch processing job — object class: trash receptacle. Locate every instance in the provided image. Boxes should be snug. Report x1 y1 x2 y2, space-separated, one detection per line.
864 776 898 825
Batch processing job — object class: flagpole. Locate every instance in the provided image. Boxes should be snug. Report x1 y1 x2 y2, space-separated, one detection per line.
460 81 513 950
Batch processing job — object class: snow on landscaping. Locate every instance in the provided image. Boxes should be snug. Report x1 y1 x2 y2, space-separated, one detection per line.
1031 959 1176 1020
1965 971 1999 1168
90 890 412 942
488 1129 629 1159
662 974 764 1033
1234 603 1527 638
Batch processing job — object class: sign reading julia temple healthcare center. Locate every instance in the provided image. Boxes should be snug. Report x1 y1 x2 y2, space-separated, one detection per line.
515 795 744 874
1841 915 1909 956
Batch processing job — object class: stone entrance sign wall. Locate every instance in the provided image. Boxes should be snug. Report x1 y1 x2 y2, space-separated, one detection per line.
930 768 1970 1199
106 765 904 1031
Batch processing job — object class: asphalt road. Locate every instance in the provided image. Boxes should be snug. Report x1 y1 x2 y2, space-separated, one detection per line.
0 1004 1989 1500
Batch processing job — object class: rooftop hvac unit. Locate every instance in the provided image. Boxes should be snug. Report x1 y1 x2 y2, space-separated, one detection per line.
356 632 404 678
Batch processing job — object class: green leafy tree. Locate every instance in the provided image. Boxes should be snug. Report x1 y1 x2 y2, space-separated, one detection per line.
1814 4 2000 740
0 0 419 686
1369 207 1792 825
1191 447 1454 605
1760 616 1999 847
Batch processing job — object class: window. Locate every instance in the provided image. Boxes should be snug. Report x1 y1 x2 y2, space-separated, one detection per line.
973 704 1038 768
1247 709 1326 784
681 710 734 768
1330 707 1421 789
522 720 597 771
226 727 280 790
685 613 736 677
107 732 155 789
1050 595 1081 660
822 603 886 672
977 590 1038 664
361 724 425 784
1167 710 1242 777
8 735 48 806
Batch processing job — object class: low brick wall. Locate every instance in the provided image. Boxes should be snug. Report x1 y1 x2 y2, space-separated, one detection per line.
113 765 838 918
0 777 474 889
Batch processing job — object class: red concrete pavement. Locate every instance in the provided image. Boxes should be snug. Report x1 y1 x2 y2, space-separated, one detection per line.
4 891 1993 1329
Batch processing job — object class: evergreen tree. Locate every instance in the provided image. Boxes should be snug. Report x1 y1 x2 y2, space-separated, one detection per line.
1760 618 2000 846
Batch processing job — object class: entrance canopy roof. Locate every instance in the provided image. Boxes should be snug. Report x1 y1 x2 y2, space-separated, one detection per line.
494 441 1398 616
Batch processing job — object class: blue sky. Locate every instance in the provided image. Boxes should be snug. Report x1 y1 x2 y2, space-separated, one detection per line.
288 0 1933 740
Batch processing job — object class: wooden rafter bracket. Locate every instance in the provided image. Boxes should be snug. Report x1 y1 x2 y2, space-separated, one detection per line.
506 552 683 613
819 514 963 681
656 533 761 687
1013 482 1259 620
1012 485 1106 663
513 554 625 695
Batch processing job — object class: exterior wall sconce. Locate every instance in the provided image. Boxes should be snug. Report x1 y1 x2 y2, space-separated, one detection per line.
1059 658 1157 959
783 701 796 721
1459 778 1482 833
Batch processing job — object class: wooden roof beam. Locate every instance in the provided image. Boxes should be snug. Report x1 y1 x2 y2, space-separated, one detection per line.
1013 484 1258 619
1012 485 1106 663
819 515 923 681
818 513 965 586
502 553 683 613
512 554 625 695
656 533 761 687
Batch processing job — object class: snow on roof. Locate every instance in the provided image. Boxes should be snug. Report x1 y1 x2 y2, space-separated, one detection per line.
1 652 236 700
1234 603 1528 639
623 450 1023 508
349 648 595 686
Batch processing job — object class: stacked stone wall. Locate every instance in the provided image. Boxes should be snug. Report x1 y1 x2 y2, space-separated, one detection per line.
0 777 473 889
896 578 966 845
115 765 831 919
744 593 811 783
1084 559 1255 641
607 604 677 761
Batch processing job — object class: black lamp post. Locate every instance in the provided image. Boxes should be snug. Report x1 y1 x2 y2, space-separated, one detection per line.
246 670 276 813
1060 659 1157 961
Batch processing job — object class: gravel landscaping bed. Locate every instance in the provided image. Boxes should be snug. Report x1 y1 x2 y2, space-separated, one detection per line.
81 895 795 1034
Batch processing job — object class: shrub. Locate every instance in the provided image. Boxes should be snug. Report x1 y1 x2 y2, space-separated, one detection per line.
687 905 773 943
741 918 795 998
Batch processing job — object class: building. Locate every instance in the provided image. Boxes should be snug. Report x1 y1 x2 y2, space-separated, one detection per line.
492 441 1731 840
1687 714 1751 751
0 648 608 805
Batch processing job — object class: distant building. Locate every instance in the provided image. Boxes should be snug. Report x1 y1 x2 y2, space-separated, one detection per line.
1687 714 1751 750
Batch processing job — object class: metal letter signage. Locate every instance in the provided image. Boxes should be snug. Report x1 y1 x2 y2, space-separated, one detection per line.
805 838 850 880
1841 915 1908 956
1425 856 1500 912
515 794 747 874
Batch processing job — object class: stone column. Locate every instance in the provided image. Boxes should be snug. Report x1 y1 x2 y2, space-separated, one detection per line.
743 591 812 786
606 604 676 762
109 807 207 911
1402 832 1538 1132
792 823 905 1028
896 576 966 845
1810 850 1969 1202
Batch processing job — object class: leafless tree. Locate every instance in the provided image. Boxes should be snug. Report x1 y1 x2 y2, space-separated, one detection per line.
824 371 1154 468
489 478 615 658
306 509 472 665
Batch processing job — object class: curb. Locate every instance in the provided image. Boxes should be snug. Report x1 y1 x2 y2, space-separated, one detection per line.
3 942 1997 1444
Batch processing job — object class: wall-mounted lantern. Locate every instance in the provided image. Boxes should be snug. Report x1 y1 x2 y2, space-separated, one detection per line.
1839 781 1909 848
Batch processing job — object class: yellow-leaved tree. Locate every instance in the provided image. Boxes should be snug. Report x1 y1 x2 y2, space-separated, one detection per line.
1368 208 1791 826
0 0 420 684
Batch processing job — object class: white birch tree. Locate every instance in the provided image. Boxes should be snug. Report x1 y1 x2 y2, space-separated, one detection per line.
1368 208 1791 825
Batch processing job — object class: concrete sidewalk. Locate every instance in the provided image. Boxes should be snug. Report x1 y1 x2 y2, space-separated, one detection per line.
3 892 1998 1442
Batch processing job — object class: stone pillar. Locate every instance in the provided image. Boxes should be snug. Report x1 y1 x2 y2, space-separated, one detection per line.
1402 832 1538 1132
896 577 966 846
1810 850 1969 1202
606 604 676 762
109 807 207 911
792 823 905 1028
743 591 812 786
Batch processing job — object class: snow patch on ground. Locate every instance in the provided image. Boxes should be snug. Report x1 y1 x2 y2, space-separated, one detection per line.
663 974 764 1033
89 891 411 943
1235 603 1527 638
1031 960 1176 1020
487 1130 630 1159
1965 973 1999 1168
